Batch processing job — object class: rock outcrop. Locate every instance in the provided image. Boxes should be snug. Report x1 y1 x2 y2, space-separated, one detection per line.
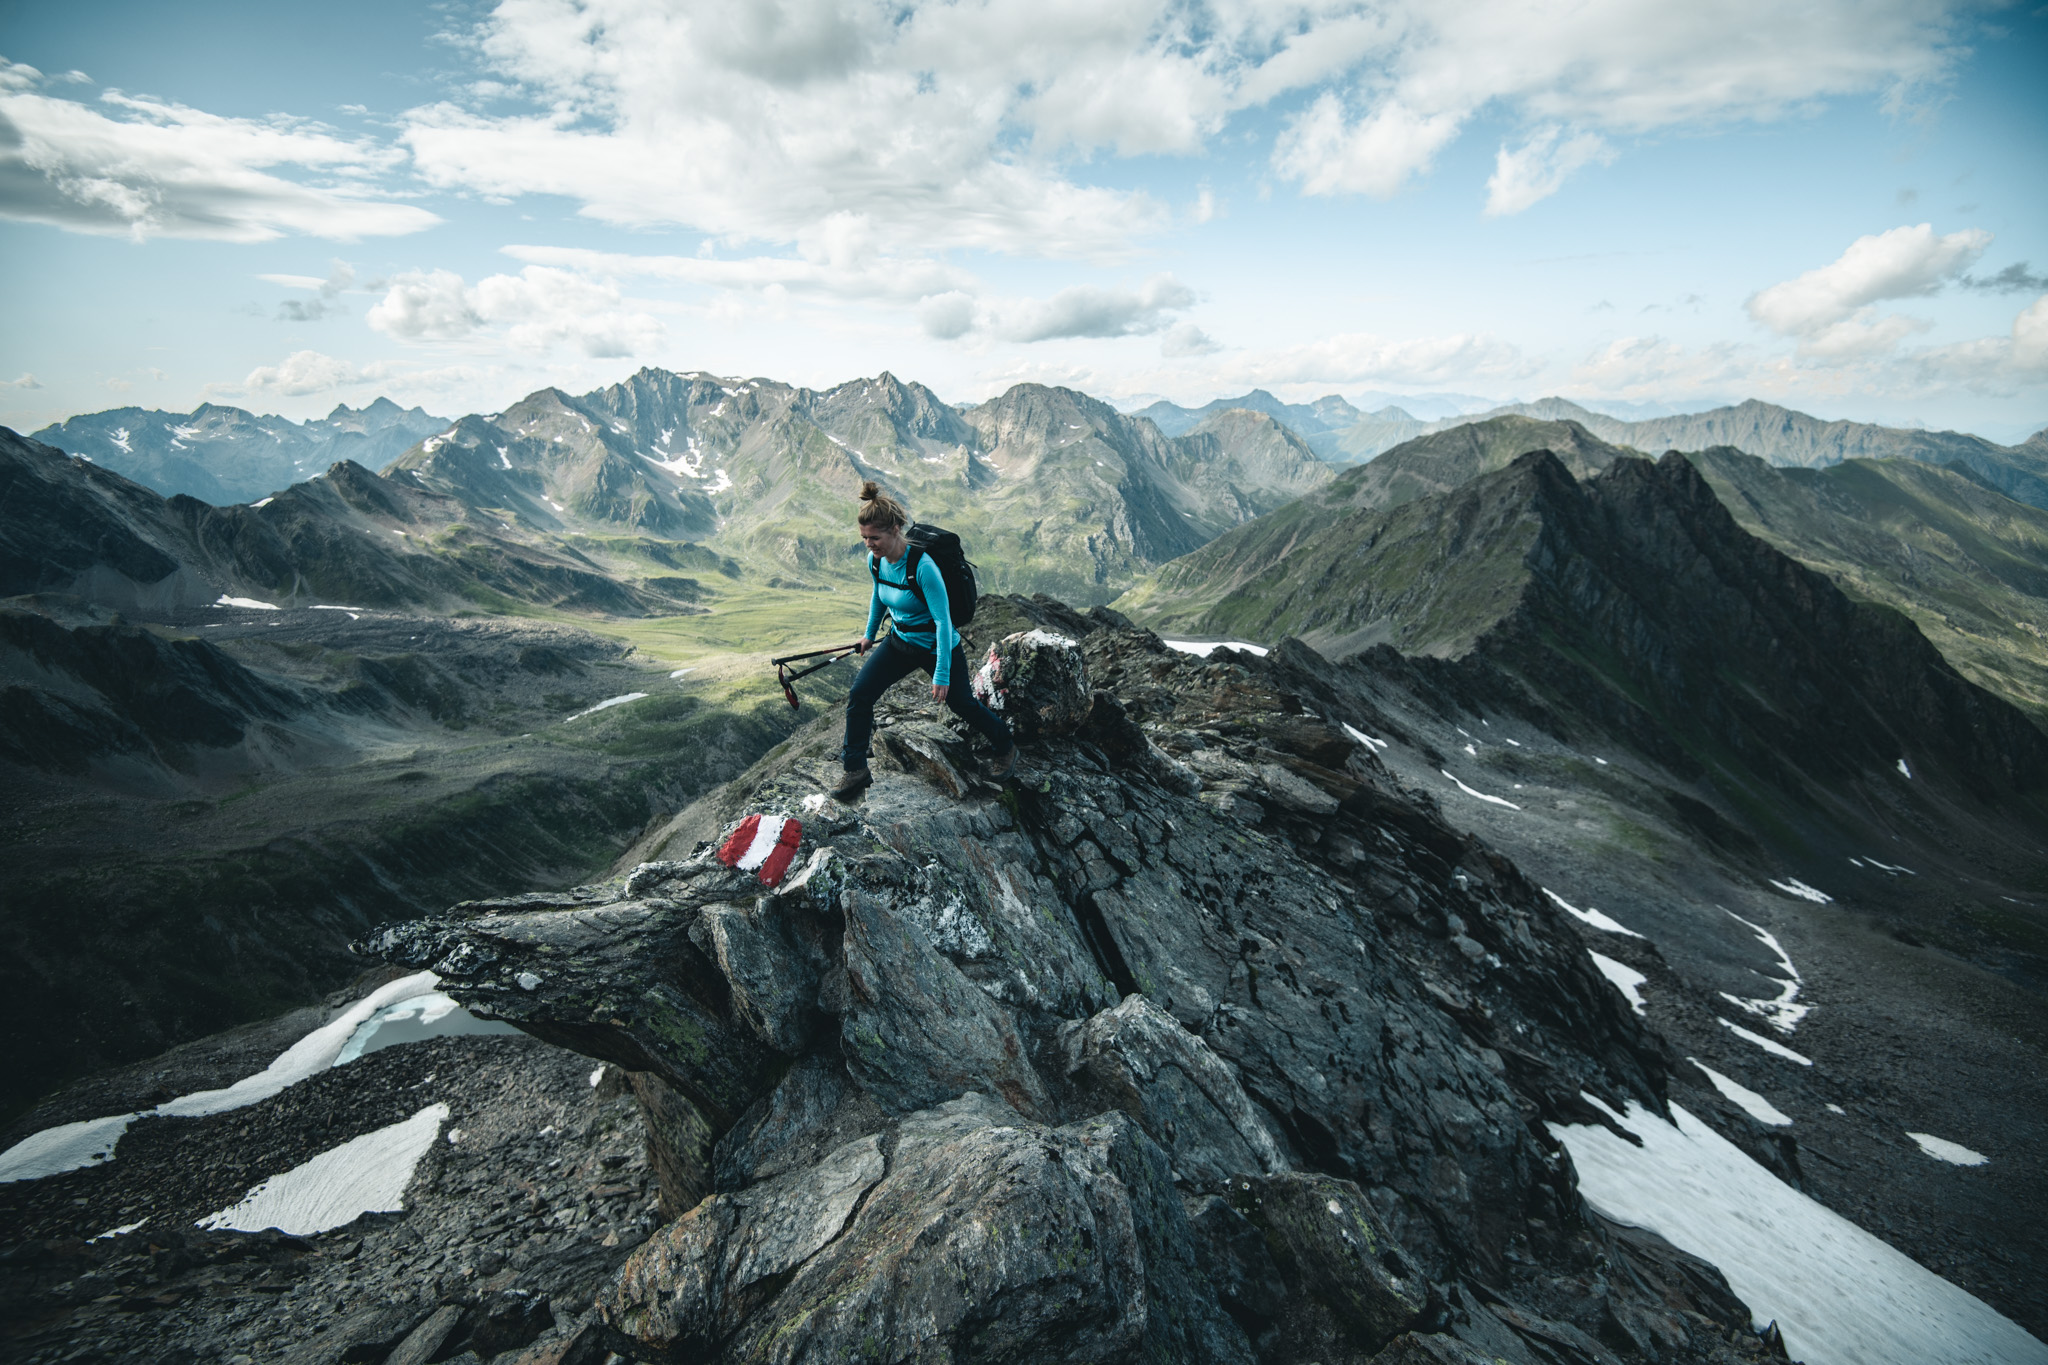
368 596 1785 1364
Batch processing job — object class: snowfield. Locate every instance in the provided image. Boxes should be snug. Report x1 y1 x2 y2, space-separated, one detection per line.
197 1103 451 1235
1555 1095 2047 1365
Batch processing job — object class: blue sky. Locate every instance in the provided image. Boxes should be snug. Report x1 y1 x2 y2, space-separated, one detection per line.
2 0 2044 440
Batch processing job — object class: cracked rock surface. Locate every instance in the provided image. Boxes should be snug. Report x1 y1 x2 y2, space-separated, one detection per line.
365 597 1792 1365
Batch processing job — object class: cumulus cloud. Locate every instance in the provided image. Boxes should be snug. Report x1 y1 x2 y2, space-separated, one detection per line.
1748 224 1990 336
990 274 1196 343
243 350 391 396
1270 0 1965 203
1484 127 1614 215
3 372 41 389
366 265 665 358
0 60 438 242
389 0 1974 253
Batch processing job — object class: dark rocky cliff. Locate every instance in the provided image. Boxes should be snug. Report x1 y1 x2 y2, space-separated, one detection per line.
363 601 1783 1365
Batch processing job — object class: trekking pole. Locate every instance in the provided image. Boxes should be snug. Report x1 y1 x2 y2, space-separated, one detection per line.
770 643 862 710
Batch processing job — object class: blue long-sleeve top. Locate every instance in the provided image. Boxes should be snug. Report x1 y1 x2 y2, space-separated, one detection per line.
864 549 958 684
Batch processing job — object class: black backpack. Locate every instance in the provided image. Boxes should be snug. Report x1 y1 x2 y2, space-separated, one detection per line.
872 523 978 627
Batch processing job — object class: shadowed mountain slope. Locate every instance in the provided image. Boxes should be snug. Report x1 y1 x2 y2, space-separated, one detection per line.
1124 451 2048 864
1688 447 2048 721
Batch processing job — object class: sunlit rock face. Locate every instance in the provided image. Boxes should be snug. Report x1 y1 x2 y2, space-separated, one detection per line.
368 595 1783 1365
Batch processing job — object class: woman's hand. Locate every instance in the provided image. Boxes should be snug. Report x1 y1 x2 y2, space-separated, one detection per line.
931 683 949 703
852 637 872 655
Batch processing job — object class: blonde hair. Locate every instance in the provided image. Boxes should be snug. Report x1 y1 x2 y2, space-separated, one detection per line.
856 479 909 530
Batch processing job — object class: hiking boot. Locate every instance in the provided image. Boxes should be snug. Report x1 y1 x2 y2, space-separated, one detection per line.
986 747 1017 782
830 766 872 802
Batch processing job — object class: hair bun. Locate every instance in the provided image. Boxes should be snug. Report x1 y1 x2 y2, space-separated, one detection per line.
858 479 881 500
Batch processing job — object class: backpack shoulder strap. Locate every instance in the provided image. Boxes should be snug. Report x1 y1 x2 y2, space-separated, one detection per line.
901 544 928 600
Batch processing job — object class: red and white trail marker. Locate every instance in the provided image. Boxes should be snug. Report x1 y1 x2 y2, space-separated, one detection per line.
716 814 804 887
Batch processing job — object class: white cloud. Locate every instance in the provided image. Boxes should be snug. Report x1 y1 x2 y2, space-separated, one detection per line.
919 292 977 340
3 372 41 389
1916 295 2048 391
500 240 975 303
1160 321 1220 357
1484 127 1614 215
0 61 437 242
366 265 665 358
1273 95 1463 198
990 273 1196 343
367 269 482 341
1748 223 1991 335
1270 0 1967 203
243 350 391 396
391 0 1973 253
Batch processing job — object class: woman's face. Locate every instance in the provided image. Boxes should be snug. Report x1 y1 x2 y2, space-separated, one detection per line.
860 521 905 560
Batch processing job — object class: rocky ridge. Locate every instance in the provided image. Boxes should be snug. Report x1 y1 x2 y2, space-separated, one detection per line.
363 597 1788 1364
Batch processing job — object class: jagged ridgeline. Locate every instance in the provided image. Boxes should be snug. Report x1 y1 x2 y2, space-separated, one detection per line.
20 370 1333 614
387 370 1330 603
366 605 1781 1364
1121 446 2048 880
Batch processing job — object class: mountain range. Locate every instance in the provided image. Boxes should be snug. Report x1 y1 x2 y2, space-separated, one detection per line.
31 398 447 507
6 362 2048 1354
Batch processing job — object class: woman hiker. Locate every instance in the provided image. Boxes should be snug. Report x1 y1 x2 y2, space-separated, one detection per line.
832 481 1016 801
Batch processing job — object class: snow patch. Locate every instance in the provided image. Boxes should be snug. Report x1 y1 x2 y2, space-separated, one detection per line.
109 427 132 452
92 1219 147 1241
498 446 512 469
1341 722 1388 752
669 667 694 678
1716 1017 1812 1066
1588 952 1646 1014
1554 1095 2045 1365
251 497 274 508
159 972 441 1118
1897 758 1912 778
0 1113 138 1182
214 595 280 611
1163 639 1270 658
1770 878 1832 904
1690 1060 1792 1125
1440 769 1521 810
1717 910 1809 1034
1908 1132 1988 1167
197 1103 450 1235
332 991 516 1065
1541 889 1643 938
565 692 648 721
705 468 732 494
